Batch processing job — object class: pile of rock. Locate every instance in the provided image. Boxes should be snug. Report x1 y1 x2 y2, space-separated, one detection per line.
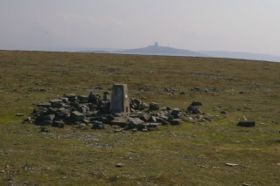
30 88 207 131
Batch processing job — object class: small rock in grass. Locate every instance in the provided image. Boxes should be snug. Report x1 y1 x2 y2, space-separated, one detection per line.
220 111 227 115
225 163 239 167
170 119 183 125
114 128 123 133
40 127 49 133
142 128 148 132
186 101 202 114
16 113 24 117
22 117 32 124
237 121 255 127
115 163 124 168
92 121 105 129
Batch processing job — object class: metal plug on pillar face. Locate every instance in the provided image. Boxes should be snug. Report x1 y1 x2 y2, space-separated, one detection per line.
110 84 130 114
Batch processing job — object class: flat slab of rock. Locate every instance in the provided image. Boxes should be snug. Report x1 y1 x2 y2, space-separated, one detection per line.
128 117 144 125
110 117 129 127
225 163 239 167
16 113 24 117
37 102 51 107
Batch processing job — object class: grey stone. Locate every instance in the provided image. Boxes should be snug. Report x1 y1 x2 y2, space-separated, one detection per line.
50 99 64 108
46 107 58 115
60 97 69 103
170 119 183 125
130 99 148 110
69 111 84 123
37 102 51 107
115 163 124 168
146 123 161 129
92 121 105 129
78 95 89 104
99 100 110 114
225 163 239 167
33 107 48 116
171 108 181 118
22 117 32 124
88 91 100 104
72 111 84 117
149 102 160 111
150 116 157 123
142 128 148 132
110 117 129 127
128 117 144 126
55 108 70 118
102 91 110 101
100 115 114 123
158 114 169 121
130 99 140 110
36 114 55 125
156 117 170 125
220 111 227 115
114 128 124 133
52 120 65 128
83 118 90 124
126 117 145 130
78 104 90 114
40 127 49 133
65 94 77 102
237 121 255 127
186 105 201 114
77 123 88 130
140 113 151 122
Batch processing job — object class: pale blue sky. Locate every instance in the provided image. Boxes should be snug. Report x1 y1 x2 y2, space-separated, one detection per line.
0 0 280 55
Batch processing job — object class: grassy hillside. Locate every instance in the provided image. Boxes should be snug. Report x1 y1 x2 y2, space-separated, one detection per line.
0 50 280 185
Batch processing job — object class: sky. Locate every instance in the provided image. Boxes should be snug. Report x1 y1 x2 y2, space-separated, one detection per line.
0 0 280 55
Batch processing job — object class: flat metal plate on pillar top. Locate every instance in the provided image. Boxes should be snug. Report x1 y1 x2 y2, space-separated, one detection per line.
110 84 130 114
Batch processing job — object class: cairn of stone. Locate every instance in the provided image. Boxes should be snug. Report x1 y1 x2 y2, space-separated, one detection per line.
30 84 209 131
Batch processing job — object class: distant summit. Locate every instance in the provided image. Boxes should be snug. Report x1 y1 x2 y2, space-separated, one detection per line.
85 43 280 63
119 43 205 57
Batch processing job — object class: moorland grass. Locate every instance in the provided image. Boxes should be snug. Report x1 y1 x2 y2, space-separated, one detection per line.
0 50 280 185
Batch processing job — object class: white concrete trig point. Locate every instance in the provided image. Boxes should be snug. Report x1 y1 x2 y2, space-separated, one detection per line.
110 84 130 114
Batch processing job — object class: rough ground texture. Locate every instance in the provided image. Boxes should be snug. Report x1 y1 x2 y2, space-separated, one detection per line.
0 50 280 186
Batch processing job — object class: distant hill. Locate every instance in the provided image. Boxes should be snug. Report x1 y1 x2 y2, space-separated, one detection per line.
118 44 205 57
202 51 280 62
79 44 280 63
